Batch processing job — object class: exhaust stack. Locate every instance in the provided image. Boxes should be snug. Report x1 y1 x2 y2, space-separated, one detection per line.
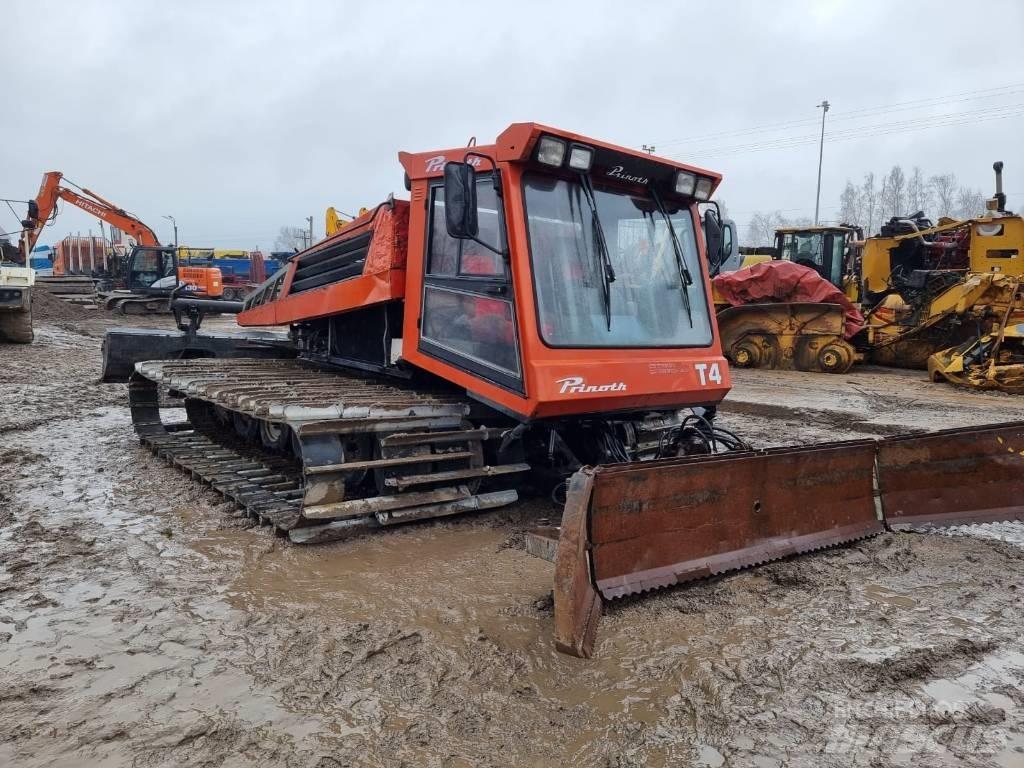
993 161 1006 213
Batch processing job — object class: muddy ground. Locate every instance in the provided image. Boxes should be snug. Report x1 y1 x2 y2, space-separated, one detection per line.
1 311 1023 767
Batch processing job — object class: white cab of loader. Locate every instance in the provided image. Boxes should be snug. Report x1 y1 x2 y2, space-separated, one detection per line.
0 263 35 344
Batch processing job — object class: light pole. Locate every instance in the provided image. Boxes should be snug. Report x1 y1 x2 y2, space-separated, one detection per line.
814 99 830 225
163 214 179 263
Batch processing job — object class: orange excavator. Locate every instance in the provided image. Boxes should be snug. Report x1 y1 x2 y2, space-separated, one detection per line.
20 172 223 313
99 123 1024 657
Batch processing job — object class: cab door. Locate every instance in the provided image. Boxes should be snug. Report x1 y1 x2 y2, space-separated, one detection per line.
126 247 172 291
418 175 524 394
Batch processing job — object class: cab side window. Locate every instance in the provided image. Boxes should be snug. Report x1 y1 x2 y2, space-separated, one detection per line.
420 175 522 390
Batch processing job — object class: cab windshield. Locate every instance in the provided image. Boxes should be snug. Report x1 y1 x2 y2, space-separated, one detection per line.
523 174 712 347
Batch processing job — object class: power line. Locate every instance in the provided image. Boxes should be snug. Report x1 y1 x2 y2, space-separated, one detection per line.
712 108 1024 158
677 102 1024 156
652 81 1024 148
676 106 1024 161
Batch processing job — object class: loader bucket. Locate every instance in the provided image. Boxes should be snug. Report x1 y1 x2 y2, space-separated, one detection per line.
553 440 883 658
877 421 1024 529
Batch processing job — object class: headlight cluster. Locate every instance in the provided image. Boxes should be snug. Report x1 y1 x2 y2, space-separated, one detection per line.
537 133 715 200
675 170 716 201
535 136 593 172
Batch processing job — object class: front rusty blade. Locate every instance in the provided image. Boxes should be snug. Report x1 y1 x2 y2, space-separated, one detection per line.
587 440 882 600
877 421 1024 529
553 469 602 659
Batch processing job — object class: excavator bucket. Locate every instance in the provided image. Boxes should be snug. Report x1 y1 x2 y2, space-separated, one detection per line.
878 421 1024 529
553 440 883 658
551 421 1024 658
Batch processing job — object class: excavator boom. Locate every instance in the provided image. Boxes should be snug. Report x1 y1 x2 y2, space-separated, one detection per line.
19 171 226 309
20 171 160 256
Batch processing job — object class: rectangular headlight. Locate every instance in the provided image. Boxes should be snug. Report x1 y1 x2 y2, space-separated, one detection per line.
675 171 696 196
567 144 593 171
694 177 714 201
537 136 566 167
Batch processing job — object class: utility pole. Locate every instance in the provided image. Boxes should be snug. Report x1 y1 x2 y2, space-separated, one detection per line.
814 99 830 225
163 215 179 262
98 221 107 272
641 144 656 155
306 215 314 248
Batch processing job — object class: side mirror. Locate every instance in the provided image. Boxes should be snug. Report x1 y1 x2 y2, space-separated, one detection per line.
444 162 479 239
704 209 724 269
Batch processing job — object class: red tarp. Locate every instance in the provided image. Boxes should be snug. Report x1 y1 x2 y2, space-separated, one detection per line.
713 261 865 338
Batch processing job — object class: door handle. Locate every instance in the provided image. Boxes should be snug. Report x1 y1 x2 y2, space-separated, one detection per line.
482 285 508 296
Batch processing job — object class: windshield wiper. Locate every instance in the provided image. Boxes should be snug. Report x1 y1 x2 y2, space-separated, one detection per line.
649 185 693 326
577 174 616 331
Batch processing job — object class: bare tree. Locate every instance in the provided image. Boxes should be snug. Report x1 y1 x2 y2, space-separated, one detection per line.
782 215 814 227
878 175 891 224
745 210 790 246
839 166 991 231
838 181 859 225
955 187 986 219
881 165 906 218
743 211 817 247
906 166 932 214
745 212 779 247
930 174 958 218
861 172 878 235
275 225 308 252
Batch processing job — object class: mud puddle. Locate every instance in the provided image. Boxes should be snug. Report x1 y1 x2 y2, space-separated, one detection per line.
2 318 1023 767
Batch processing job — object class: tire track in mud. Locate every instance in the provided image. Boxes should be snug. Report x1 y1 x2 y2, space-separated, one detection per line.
1 319 1023 767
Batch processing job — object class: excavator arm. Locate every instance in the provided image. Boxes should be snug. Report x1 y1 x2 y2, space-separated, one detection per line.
19 171 160 256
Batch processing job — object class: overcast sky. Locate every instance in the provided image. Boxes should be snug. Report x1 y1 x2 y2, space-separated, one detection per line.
3 0 1023 251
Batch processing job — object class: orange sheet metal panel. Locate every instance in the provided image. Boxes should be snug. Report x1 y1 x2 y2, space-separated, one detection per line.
239 202 409 327
586 441 882 599
240 270 404 326
878 421 1024 529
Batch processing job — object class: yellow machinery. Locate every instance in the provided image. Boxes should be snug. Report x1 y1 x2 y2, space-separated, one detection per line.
714 224 865 373
860 164 1023 376
715 162 1024 389
325 206 369 237
927 308 1024 392
921 163 1024 391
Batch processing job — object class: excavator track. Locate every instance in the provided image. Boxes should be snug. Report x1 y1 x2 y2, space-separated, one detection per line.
129 358 526 543
104 295 168 315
